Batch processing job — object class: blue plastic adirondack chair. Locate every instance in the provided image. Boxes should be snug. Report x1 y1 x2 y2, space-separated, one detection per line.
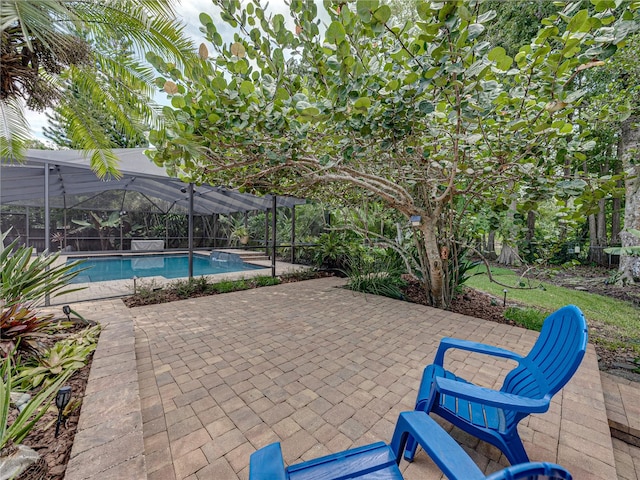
249 411 572 480
405 304 588 465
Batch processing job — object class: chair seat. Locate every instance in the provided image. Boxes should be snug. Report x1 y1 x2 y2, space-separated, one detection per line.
286 442 403 480
421 365 505 432
249 412 573 480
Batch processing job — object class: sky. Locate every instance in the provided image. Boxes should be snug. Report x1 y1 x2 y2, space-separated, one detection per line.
29 0 320 143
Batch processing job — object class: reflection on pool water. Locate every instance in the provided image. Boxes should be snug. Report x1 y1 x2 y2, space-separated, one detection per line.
66 253 263 283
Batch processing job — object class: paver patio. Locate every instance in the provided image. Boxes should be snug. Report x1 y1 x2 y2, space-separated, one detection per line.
63 276 630 480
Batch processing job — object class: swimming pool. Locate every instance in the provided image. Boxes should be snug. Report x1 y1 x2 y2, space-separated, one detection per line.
66 253 263 283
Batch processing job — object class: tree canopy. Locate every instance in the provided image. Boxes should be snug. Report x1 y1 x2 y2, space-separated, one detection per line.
0 0 195 175
148 0 639 306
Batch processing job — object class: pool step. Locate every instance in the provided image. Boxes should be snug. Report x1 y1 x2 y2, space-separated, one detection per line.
214 249 270 263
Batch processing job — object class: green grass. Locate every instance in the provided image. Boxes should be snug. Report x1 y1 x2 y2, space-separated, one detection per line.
466 266 640 346
504 307 547 331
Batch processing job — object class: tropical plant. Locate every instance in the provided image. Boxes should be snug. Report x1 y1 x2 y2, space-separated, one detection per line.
449 248 482 295
43 38 149 150
345 249 407 300
0 357 73 454
147 0 639 308
312 232 352 271
0 304 55 357
0 0 195 172
15 325 100 390
0 233 85 307
71 211 122 250
219 214 250 246
605 229 640 256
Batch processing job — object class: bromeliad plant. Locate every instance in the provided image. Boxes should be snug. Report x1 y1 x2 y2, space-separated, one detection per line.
0 231 87 359
15 325 100 390
0 304 55 357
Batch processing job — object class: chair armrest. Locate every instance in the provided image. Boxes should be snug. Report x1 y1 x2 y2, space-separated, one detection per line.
434 337 524 366
434 377 550 413
389 411 485 480
249 443 287 480
485 462 573 480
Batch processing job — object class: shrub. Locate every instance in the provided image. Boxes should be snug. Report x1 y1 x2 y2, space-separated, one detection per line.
211 279 250 293
255 276 280 287
312 232 351 270
345 248 407 300
173 277 210 298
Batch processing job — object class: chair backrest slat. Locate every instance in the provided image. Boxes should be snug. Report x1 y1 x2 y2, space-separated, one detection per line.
501 305 588 403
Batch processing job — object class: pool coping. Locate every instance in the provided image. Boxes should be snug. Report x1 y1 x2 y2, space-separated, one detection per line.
49 252 308 306
64 299 146 480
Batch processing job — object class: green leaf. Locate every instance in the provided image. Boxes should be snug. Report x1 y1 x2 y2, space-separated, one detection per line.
199 12 213 27
373 5 391 23
418 101 434 114
488 46 513 70
326 21 346 44
240 80 255 95
567 9 589 33
357 0 377 21
488 46 506 62
212 77 227 90
477 10 497 23
354 97 371 110
467 23 485 40
171 96 186 108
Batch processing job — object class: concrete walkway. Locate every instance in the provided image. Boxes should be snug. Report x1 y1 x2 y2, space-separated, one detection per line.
63 277 638 480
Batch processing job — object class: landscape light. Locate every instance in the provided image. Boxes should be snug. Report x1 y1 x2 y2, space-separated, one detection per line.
55 386 72 438
62 305 71 321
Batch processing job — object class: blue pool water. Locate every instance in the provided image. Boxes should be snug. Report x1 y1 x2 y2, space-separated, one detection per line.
66 253 263 283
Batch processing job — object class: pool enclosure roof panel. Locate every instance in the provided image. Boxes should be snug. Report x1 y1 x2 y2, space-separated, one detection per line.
1 148 305 214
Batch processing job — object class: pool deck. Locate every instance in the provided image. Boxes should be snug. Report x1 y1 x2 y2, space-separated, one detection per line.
50 251 307 305
53 276 640 480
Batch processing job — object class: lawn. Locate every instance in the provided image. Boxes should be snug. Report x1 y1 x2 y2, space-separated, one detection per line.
465 266 640 349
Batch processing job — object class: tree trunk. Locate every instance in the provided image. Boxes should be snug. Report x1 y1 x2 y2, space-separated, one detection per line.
619 116 640 282
612 190 622 246
419 219 445 308
498 244 521 266
588 212 599 263
485 230 497 260
526 210 535 243
498 196 520 266
589 163 608 266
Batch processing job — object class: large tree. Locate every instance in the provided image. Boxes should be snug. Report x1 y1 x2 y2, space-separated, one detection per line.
0 0 195 175
148 0 638 307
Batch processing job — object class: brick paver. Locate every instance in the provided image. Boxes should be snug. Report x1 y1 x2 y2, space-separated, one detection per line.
130 276 616 479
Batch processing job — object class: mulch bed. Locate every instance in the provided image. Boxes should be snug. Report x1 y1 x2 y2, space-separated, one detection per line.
5 321 96 480
23 360 92 479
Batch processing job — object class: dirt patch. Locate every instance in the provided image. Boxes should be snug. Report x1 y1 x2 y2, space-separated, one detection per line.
535 265 640 308
400 267 640 381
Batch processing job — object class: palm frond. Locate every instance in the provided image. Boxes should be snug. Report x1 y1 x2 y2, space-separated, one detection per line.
71 1 196 68
4 0 81 52
0 97 29 161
